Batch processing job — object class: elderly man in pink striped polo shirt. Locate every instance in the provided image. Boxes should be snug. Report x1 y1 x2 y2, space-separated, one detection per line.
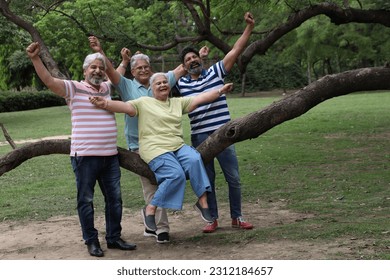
26 42 136 258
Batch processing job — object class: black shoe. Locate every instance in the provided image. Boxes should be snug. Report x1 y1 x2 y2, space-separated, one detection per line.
194 201 214 223
107 238 137 250
157 232 170 244
194 201 213 223
87 241 104 257
143 228 157 237
141 207 157 231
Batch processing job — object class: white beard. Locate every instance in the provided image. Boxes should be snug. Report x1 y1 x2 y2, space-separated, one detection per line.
87 76 104 86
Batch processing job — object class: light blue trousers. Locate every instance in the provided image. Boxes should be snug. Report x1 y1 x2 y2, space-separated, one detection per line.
148 145 211 210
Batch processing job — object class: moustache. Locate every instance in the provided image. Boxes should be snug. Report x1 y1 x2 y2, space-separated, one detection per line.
190 62 201 69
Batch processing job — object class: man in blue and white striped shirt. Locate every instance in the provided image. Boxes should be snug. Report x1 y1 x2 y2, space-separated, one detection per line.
176 12 255 233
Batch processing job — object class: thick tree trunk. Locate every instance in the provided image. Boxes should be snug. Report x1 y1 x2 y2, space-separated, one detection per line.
1 66 389 183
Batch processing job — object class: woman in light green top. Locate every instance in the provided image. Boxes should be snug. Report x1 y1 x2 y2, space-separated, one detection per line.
90 72 233 231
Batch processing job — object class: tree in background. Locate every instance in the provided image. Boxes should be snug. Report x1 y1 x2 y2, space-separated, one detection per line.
0 0 389 93
0 0 390 92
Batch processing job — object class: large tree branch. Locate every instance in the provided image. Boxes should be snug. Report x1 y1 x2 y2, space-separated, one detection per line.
0 140 156 184
1 66 389 181
137 35 207 51
0 0 67 79
242 3 390 66
198 66 390 162
134 2 390 74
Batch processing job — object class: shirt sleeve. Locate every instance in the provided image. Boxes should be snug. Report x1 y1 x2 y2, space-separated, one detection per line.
167 71 176 88
181 97 194 114
116 75 132 101
127 99 139 116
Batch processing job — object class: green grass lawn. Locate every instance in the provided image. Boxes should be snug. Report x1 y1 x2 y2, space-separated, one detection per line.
0 90 389 259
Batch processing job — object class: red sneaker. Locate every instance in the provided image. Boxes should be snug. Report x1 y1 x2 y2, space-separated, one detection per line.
203 220 218 233
232 217 253 230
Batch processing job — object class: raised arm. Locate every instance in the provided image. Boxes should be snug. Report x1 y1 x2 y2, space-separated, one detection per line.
89 96 136 116
89 36 121 85
223 12 255 72
199 46 209 60
117 47 131 76
26 42 66 97
188 83 234 112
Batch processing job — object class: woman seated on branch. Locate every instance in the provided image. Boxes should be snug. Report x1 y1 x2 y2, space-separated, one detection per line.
89 72 233 231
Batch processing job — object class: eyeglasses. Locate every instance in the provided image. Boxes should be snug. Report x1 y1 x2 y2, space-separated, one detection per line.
134 65 150 71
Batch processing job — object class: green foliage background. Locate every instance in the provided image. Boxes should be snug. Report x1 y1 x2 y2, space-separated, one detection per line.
0 0 389 91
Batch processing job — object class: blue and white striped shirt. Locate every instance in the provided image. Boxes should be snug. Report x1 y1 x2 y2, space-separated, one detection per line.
177 61 231 135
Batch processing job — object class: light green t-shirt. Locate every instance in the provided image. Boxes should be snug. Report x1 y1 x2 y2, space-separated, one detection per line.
128 96 194 163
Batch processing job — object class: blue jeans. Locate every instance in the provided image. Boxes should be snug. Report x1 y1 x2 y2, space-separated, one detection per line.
191 132 242 220
148 145 211 210
70 155 123 244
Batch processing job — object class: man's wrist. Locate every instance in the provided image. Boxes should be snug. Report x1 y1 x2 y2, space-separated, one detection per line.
103 99 109 109
120 61 129 68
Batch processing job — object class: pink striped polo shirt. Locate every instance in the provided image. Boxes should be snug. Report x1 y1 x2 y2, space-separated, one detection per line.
64 80 118 157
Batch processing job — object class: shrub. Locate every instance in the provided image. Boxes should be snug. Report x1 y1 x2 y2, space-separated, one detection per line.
0 91 66 112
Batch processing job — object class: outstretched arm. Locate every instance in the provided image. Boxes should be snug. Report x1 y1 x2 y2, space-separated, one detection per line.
26 42 66 97
89 36 121 85
188 83 234 112
223 12 255 72
89 96 136 116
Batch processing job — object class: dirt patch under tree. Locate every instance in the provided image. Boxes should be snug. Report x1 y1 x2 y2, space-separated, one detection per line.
0 201 373 260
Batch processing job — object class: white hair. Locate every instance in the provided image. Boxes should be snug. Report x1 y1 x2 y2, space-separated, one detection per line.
83 53 106 70
149 72 168 85
130 54 150 69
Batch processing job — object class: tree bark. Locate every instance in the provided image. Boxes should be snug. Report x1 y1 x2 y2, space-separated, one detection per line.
198 66 390 163
1 66 389 182
0 140 156 184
